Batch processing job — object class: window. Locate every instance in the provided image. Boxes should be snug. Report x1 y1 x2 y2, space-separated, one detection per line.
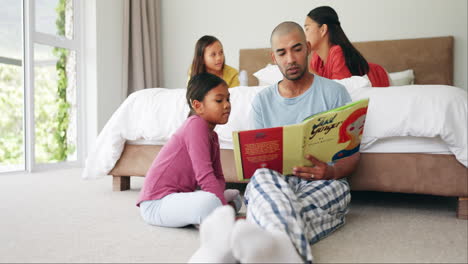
0 0 82 172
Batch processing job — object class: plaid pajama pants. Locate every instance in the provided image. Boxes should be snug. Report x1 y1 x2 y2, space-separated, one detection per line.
244 168 351 263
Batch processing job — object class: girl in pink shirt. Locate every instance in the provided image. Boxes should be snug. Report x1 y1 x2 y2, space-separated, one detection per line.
305 6 389 87
137 73 242 228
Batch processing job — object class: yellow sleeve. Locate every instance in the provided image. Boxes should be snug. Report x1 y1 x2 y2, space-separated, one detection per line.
223 65 240 88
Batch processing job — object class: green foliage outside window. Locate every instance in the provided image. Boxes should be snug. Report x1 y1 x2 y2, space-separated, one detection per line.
0 0 74 166
40 0 74 162
52 0 73 161
0 65 23 164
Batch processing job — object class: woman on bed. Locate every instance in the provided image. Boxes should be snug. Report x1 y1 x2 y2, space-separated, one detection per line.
188 35 240 88
137 73 242 228
305 6 390 87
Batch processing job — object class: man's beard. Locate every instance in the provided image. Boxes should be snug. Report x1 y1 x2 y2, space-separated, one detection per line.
282 65 306 81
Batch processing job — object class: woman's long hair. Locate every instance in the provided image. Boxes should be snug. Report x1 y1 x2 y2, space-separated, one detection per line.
307 6 369 76
190 35 224 78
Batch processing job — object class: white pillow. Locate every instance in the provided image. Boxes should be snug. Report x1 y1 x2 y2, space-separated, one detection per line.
333 76 371 98
253 64 282 86
388 69 414 86
253 64 372 97
239 70 248 86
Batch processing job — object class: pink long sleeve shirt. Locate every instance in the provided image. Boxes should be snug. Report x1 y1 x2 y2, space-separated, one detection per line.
136 115 227 206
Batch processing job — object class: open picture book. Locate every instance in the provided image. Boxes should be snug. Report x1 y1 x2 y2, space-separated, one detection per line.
232 98 369 181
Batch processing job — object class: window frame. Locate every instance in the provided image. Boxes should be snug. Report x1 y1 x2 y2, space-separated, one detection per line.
22 0 84 172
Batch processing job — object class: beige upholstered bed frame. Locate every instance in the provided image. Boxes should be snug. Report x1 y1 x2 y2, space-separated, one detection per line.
109 36 467 219
240 36 454 86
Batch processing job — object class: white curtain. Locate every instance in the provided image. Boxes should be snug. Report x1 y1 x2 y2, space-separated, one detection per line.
123 0 161 95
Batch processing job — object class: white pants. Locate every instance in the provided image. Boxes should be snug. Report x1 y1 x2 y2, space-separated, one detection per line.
140 191 222 227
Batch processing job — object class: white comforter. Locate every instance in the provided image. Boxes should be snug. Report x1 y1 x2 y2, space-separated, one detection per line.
82 81 467 179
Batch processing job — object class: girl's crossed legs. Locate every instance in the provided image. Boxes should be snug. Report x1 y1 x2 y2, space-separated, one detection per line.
140 191 222 227
140 189 243 228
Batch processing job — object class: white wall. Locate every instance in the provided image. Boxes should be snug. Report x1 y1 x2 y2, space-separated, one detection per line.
81 0 467 156
160 0 467 90
96 0 125 131
83 0 124 155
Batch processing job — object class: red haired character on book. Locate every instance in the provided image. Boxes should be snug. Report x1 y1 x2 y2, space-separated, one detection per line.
332 107 368 161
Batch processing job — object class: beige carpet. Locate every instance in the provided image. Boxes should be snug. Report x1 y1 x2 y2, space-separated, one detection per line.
0 168 466 263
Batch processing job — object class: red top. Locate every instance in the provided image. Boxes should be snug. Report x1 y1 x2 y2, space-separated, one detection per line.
310 45 389 87
136 115 227 206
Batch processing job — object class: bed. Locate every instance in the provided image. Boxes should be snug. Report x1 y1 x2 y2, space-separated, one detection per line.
82 36 468 219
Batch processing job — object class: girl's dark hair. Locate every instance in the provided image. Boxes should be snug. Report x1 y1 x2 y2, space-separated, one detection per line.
307 6 369 76
186 73 227 117
190 35 224 78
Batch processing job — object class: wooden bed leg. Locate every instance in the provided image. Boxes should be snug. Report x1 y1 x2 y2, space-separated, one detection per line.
457 197 468 220
113 176 130 191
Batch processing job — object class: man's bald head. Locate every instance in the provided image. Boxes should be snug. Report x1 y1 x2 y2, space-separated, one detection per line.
270 21 307 47
269 21 311 82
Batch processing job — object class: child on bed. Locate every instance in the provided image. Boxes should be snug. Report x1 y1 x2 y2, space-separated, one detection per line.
188 35 240 88
305 6 389 87
137 73 242 228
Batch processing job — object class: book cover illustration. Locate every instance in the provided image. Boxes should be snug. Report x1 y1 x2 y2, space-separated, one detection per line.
232 99 369 181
